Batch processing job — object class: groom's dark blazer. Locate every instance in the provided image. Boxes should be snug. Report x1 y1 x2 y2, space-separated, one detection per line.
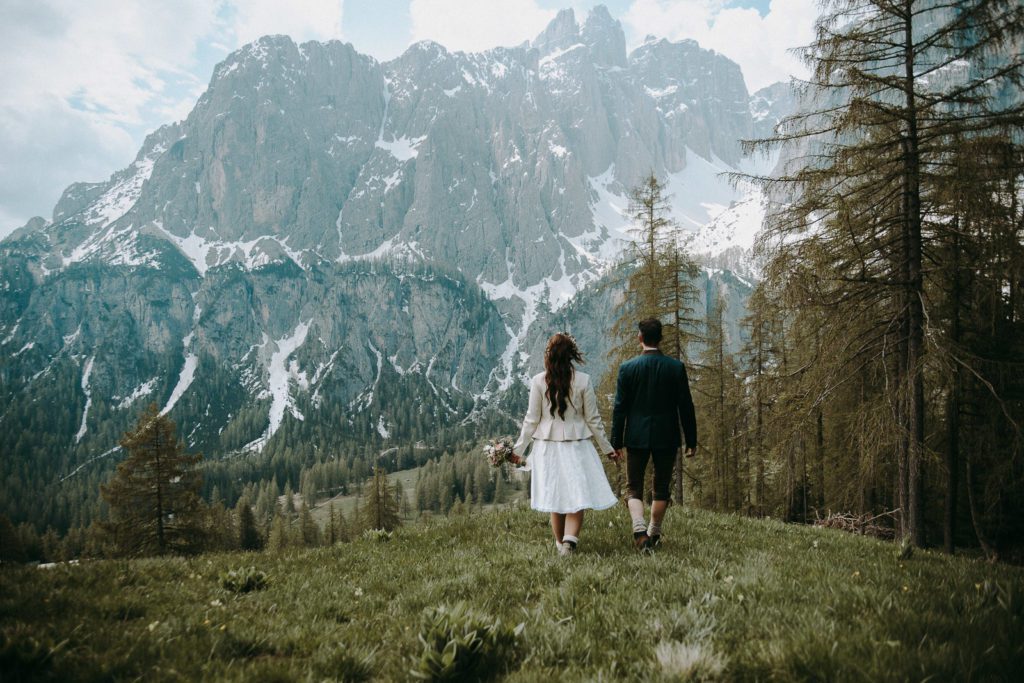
611 349 697 450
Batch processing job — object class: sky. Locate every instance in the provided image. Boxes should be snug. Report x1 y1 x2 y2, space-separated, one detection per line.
0 0 817 239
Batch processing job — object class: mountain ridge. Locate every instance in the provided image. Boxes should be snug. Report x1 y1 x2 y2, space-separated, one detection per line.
0 7 789 531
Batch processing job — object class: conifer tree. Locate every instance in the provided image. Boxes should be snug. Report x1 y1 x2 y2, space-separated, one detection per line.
360 466 400 531
0 514 24 562
100 403 205 556
237 497 262 551
600 172 702 503
267 508 289 552
744 0 1024 546
326 501 338 545
300 502 320 547
284 483 296 517
335 505 351 543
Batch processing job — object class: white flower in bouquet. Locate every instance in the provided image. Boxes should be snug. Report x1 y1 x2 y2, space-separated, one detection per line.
483 437 516 468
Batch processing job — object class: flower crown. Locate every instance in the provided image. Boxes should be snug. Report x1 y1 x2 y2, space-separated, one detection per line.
547 331 581 359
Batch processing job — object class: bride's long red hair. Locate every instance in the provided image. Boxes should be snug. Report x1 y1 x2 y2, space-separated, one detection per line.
544 332 583 420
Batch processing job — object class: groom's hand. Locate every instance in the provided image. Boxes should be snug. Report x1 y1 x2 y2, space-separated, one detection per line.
684 446 697 458
610 449 623 463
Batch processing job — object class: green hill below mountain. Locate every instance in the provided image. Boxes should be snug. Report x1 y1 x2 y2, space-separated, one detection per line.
2 506 1022 681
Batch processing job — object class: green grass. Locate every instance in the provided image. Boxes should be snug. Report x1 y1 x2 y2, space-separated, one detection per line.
2 506 1022 681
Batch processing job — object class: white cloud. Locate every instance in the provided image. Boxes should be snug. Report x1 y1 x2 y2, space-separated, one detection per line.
0 0 345 238
0 95 138 230
408 0 555 53
229 0 344 46
623 0 816 92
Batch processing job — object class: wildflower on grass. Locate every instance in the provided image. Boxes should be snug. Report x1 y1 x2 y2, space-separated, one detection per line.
219 624 227 631
355 587 364 598
210 599 223 607
147 621 160 632
902 585 909 592
852 571 860 578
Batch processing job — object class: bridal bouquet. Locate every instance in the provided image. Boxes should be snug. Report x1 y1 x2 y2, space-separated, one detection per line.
483 437 518 468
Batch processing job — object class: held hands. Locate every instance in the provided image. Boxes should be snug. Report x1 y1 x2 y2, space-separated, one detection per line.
684 446 698 458
608 449 623 463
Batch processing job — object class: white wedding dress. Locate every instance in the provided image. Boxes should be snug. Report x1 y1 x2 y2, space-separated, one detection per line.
513 370 618 513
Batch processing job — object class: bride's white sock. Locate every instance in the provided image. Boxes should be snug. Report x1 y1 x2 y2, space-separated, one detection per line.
632 516 647 534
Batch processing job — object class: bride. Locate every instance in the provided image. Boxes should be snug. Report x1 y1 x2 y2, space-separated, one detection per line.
511 332 620 555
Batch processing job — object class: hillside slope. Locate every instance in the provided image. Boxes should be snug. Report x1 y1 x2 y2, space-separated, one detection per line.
2 507 1021 681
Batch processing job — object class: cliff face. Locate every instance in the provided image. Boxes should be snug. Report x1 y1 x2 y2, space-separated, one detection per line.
0 7 785 480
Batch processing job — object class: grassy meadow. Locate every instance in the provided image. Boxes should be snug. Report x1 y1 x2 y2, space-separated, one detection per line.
2 505 1022 682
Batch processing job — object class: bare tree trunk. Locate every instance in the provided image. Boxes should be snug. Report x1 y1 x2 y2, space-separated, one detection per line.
902 0 926 548
154 426 165 554
945 225 962 554
815 408 825 510
965 455 998 562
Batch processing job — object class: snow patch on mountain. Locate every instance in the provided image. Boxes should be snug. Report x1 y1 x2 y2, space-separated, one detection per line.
663 149 746 230
692 194 765 264
375 135 427 162
115 378 158 410
75 355 95 443
84 142 167 228
162 305 202 415
162 333 198 415
246 320 312 451
152 222 308 274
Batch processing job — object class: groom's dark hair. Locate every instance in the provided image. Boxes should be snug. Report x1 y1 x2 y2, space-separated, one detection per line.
638 318 662 345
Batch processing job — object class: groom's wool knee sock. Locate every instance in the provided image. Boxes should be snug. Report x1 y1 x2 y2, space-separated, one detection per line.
632 515 647 538
647 522 661 538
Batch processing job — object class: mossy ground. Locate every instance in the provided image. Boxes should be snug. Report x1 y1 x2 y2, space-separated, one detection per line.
2 505 1022 681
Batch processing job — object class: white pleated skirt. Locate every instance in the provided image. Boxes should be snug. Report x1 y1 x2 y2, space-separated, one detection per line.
523 439 618 513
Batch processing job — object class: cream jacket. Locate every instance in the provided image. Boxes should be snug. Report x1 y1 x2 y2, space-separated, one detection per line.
512 371 614 457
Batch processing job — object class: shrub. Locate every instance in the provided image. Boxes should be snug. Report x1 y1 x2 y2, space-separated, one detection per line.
361 528 393 542
219 566 268 593
411 603 524 682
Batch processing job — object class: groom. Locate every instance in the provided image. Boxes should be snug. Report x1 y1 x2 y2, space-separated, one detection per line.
611 318 698 551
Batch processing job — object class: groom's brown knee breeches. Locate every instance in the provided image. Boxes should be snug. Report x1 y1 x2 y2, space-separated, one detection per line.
625 447 676 502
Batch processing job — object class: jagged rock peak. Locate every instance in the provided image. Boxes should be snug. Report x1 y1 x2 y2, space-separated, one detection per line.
581 5 626 67
532 8 579 57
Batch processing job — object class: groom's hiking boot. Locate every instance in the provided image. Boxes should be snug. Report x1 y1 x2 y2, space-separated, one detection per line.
633 532 651 552
649 534 662 549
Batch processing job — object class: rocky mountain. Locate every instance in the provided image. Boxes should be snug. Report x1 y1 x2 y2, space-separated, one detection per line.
0 6 790 526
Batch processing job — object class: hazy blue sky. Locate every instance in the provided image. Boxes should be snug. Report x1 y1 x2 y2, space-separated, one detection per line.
0 0 814 238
